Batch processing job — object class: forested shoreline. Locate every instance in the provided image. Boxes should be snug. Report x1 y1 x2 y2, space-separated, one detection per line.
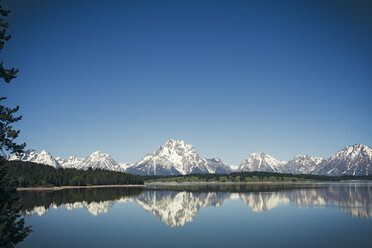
3 160 144 187
144 171 372 183
3 160 371 188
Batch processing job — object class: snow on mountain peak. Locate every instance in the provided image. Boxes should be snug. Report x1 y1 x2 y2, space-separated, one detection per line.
250 152 263 157
118 162 133 172
157 140 197 159
238 152 286 173
7 143 372 176
9 149 61 168
91 150 104 155
165 139 185 145
8 149 122 172
317 144 372 176
127 140 231 175
285 155 325 174
59 156 85 169
77 151 119 171
331 144 371 160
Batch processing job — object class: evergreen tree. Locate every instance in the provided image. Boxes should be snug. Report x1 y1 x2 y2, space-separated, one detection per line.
0 1 31 247
0 98 25 155
0 1 18 83
0 160 31 248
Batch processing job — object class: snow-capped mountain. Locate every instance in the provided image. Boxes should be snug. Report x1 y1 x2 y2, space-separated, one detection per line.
77 151 120 171
238 153 286 173
8 143 372 176
285 155 325 174
118 162 133 172
9 149 62 168
9 150 123 172
203 158 232 174
315 144 372 176
237 145 371 176
55 156 84 169
127 139 231 175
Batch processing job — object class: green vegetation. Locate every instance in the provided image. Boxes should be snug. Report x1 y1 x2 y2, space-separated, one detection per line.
144 171 372 183
4 160 144 187
0 160 31 248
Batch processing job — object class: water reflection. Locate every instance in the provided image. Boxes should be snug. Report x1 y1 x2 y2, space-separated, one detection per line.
20 183 372 226
19 188 141 216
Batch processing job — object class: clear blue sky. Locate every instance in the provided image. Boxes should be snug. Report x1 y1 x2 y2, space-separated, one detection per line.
1 0 371 164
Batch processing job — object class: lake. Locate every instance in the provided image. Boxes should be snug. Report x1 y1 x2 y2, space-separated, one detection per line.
17 182 372 248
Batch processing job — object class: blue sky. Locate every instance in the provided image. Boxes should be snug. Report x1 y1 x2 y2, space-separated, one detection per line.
1 0 371 164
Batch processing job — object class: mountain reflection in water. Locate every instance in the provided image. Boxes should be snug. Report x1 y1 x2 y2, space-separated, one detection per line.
19 183 372 227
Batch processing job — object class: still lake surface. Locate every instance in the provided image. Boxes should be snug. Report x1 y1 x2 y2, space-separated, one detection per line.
17 182 372 248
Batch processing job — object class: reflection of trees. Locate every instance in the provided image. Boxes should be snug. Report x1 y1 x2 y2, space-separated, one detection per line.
19 187 143 215
20 184 372 227
239 184 372 218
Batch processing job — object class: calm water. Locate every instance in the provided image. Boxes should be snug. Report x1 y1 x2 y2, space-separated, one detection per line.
17 183 372 248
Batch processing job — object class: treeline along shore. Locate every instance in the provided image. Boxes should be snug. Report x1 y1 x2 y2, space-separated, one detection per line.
3 160 372 188
4 160 144 187
143 171 372 183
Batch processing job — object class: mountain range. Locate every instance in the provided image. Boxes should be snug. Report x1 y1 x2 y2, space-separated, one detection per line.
7 140 372 176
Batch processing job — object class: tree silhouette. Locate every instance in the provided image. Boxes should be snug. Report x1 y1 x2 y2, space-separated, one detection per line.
0 1 31 247
0 1 18 83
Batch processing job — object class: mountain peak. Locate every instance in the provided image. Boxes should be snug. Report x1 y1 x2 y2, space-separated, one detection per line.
239 152 285 173
165 139 186 145
10 149 61 168
250 152 261 157
87 151 113 160
78 151 118 170
345 144 370 151
155 140 198 159
351 143 368 148
250 152 275 158
285 155 325 174
317 144 372 176
332 144 372 160
91 150 104 155
162 139 191 150
127 140 230 175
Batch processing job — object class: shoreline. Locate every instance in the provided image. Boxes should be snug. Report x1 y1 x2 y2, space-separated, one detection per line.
145 179 372 185
17 184 146 191
17 180 370 191
145 181 335 185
